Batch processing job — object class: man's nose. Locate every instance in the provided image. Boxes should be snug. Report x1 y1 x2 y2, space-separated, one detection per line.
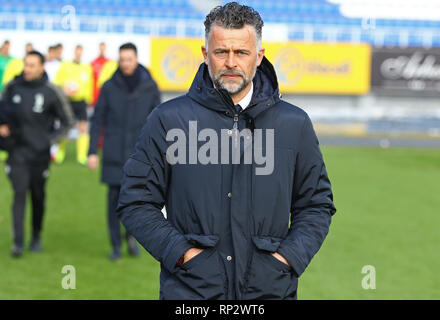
225 52 237 68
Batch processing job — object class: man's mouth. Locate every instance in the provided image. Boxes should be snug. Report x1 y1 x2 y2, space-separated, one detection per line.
222 73 241 79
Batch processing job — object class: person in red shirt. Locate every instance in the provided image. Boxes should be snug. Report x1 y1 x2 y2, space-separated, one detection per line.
91 42 109 107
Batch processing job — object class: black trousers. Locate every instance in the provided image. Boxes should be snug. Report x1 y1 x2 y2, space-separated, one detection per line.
6 162 49 247
107 185 132 250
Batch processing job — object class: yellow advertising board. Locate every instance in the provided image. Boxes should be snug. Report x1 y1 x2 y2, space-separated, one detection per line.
150 37 204 92
264 42 371 94
150 37 371 94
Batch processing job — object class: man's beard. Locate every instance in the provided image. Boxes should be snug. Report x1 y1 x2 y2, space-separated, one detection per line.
208 61 257 95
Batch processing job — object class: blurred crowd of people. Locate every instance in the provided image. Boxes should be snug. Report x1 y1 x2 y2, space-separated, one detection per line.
0 39 161 260
1 39 119 164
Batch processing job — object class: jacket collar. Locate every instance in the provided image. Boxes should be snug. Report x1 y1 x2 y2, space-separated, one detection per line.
187 56 281 119
113 64 155 94
16 71 49 88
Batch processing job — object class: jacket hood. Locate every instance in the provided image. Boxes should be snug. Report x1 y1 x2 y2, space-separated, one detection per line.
187 56 281 119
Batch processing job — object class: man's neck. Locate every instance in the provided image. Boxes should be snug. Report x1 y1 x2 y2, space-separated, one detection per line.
25 74 44 83
230 82 252 105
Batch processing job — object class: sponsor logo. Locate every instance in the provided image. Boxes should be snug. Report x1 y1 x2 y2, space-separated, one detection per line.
380 52 440 80
273 47 305 85
12 94 21 104
32 93 45 113
161 43 199 83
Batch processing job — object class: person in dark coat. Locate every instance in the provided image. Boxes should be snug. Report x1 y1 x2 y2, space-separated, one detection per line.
0 50 74 257
88 43 161 260
117 2 336 300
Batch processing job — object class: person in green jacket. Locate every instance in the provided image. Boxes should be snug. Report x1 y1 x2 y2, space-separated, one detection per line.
0 40 12 92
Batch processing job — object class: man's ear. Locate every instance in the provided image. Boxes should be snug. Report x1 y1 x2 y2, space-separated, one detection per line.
201 46 208 65
257 47 265 66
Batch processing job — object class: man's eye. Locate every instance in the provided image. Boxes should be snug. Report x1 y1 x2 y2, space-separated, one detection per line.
215 51 226 56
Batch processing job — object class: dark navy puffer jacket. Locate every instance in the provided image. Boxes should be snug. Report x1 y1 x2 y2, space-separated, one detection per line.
88 64 161 186
117 56 336 300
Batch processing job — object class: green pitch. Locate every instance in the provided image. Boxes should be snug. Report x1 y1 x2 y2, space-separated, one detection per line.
0 143 439 299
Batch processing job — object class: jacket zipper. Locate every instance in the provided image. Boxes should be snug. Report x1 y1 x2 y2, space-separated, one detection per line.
233 113 239 148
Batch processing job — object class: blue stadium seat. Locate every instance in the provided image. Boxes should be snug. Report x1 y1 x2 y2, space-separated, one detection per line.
360 31 373 44
0 19 17 30
432 35 440 47
383 33 401 47
408 34 424 47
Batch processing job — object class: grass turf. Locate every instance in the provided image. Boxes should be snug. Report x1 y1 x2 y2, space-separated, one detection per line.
0 143 439 299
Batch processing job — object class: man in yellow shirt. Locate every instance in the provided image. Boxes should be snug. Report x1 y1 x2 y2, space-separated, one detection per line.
54 44 93 165
2 59 24 89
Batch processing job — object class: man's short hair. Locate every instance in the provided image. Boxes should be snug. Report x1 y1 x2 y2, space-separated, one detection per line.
26 50 45 64
119 42 137 55
204 2 264 50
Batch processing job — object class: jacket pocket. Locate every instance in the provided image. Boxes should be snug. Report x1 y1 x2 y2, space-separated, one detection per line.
242 236 298 300
162 234 227 300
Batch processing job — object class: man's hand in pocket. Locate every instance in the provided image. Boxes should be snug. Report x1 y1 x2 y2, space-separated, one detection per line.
183 247 204 264
271 252 290 266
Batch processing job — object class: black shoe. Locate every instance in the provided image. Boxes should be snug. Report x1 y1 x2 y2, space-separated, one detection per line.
11 245 24 258
127 236 140 257
109 249 121 261
29 238 42 253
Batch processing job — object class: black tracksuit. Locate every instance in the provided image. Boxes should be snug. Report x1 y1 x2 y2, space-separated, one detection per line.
0 72 74 247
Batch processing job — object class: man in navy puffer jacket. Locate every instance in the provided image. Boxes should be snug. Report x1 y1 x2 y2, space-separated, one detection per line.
118 2 336 300
88 43 161 260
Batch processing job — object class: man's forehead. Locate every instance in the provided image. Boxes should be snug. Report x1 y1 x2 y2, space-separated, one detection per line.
25 55 39 63
120 50 137 57
209 25 256 48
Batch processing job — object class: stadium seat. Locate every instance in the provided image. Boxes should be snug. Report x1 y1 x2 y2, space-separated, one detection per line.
1 0 439 47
